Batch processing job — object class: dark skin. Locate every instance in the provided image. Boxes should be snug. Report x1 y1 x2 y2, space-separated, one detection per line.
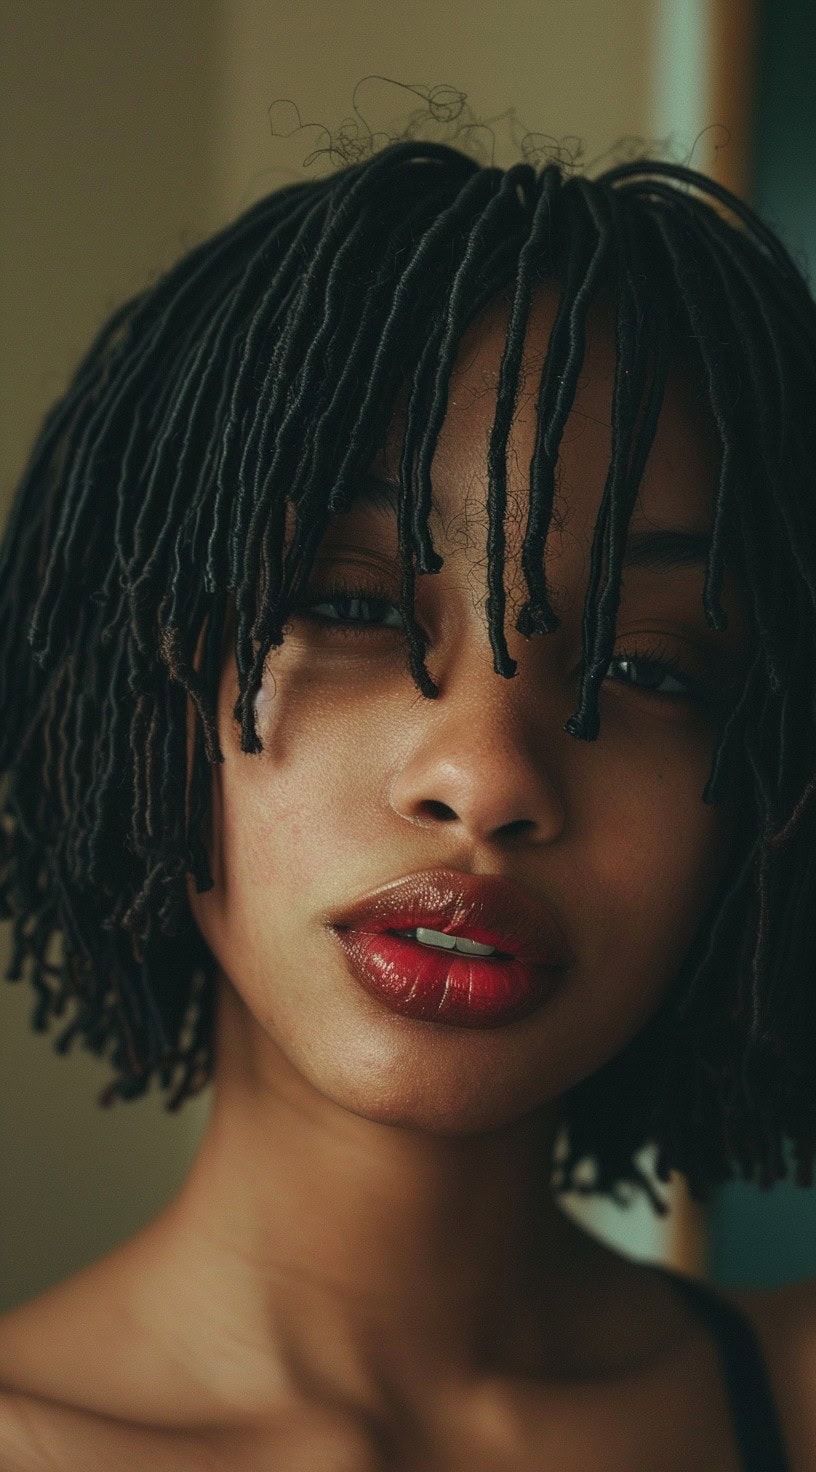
1 288 815 1471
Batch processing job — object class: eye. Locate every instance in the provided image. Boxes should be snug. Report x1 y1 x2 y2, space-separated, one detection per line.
296 587 726 709
604 644 721 706
299 584 405 634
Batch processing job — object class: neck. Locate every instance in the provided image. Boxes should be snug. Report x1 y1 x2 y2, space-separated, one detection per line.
141 975 639 1423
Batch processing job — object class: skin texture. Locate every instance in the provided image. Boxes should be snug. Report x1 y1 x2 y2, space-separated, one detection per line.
178 287 744 1411
197 290 745 1143
0 287 778 1470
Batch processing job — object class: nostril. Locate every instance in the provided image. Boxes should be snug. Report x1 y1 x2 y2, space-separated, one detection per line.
498 818 535 839
421 800 458 821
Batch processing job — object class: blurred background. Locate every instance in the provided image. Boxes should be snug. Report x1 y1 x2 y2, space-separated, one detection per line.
2 0 815 1313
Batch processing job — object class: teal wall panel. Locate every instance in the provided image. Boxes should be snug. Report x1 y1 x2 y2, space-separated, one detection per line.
709 1147 816 1289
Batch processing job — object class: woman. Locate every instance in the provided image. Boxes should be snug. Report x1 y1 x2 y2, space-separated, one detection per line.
0 136 814 1468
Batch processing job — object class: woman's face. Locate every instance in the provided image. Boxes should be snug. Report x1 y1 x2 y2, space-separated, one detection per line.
188 289 748 1134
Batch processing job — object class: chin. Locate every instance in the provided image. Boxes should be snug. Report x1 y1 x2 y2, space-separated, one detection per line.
292 1021 561 1137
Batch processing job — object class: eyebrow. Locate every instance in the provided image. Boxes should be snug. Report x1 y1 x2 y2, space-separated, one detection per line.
348 473 441 519
621 528 713 572
349 475 713 573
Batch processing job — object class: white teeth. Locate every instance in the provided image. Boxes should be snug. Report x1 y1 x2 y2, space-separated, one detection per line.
408 926 497 957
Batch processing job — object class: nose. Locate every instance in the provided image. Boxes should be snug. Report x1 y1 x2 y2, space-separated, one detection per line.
388 640 567 848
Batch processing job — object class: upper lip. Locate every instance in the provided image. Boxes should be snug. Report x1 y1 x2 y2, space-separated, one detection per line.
328 868 573 968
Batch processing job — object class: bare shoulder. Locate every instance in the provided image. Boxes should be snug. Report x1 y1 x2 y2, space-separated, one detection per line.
0 1388 43 1472
0 1385 174 1472
0 1268 214 1464
0 1250 247 1427
0 1266 141 1413
0 1385 386 1472
0 1283 384 1470
0 1386 158 1472
721 1276 816 1472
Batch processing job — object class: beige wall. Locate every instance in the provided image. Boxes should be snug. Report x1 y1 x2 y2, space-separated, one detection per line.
0 0 223 508
211 0 657 220
0 0 223 1313
1 0 664 1313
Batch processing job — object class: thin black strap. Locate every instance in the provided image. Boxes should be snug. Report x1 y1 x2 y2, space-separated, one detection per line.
651 1266 790 1472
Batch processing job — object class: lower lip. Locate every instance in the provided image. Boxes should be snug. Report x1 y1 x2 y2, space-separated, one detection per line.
331 928 562 1028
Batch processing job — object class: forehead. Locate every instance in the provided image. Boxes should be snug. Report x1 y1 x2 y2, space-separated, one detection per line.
413 286 719 555
311 282 747 650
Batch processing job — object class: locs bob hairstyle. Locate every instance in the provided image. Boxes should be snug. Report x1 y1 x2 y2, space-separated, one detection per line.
2 135 816 1215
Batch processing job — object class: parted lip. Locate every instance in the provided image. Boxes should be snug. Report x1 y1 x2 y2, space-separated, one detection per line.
327 868 574 968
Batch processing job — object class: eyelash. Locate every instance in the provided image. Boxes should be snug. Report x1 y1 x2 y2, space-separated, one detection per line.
297 582 723 706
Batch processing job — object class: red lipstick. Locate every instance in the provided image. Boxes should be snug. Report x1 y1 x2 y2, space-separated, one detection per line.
328 868 572 1028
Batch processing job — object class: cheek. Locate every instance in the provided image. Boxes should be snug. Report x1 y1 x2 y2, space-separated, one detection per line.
575 732 733 1024
190 668 383 946
513 763 733 1105
219 767 344 900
